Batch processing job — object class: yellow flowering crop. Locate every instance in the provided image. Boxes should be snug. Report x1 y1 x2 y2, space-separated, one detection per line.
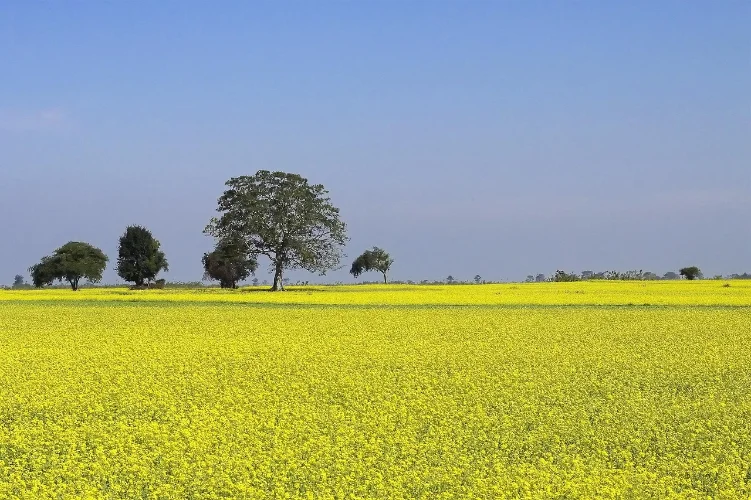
1 280 749 306
0 283 750 498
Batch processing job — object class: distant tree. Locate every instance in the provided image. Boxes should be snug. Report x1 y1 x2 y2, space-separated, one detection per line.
446 275 455 284
349 247 394 284
679 266 702 280
551 270 580 282
13 275 24 287
581 270 593 280
526 275 534 283
116 225 169 286
252 277 259 286
663 271 679 280
202 237 257 289
473 274 482 284
619 270 645 280
29 241 108 291
535 274 546 282
205 171 347 291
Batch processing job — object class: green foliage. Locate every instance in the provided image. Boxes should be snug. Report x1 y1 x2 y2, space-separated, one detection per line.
116 226 169 286
28 241 108 291
349 247 394 283
551 270 580 282
202 238 257 289
595 270 648 281
13 275 24 287
679 266 702 280
547 270 663 281
205 171 348 291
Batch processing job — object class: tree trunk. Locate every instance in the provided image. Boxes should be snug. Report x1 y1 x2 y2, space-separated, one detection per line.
382 272 387 284
70 278 79 291
271 261 285 291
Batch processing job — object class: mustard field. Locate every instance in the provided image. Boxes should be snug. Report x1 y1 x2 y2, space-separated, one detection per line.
3 280 751 306
1 282 750 498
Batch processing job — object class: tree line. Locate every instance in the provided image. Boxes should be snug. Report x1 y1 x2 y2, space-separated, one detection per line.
12 170 745 291
21 171 393 291
531 267 709 283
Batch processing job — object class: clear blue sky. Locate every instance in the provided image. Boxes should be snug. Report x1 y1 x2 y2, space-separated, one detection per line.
1 1 749 284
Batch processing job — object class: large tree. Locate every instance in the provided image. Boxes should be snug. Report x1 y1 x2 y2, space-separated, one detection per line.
205 171 347 291
116 225 169 286
202 237 257 289
349 247 394 283
679 266 702 280
28 241 108 291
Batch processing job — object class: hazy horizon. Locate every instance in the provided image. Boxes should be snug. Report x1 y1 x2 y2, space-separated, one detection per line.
2 1 749 285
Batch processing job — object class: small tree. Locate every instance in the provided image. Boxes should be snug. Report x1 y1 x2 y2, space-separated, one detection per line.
349 247 394 283
551 270 580 282
28 242 108 291
202 237 257 289
679 266 702 280
205 171 347 291
474 275 482 284
446 275 455 284
13 275 24 287
116 225 169 286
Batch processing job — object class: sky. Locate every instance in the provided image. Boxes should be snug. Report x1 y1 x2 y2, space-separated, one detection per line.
1 1 749 284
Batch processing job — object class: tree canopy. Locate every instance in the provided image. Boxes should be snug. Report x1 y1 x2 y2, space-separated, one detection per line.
679 266 702 280
205 171 347 291
349 247 394 283
116 225 169 286
28 241 108 290
202 237 257 289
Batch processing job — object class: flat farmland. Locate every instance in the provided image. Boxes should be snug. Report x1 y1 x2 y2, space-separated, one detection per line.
1 282 750 499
